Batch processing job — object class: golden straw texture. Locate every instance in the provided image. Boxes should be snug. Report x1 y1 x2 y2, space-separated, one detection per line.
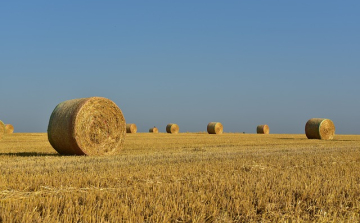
166 123 179 134
207 122 223 134
126 124 137 133
305 118 335 140
149 127 158 133
5 124 14 134
47 97 126 155
257 124 269 134
0 120 5 140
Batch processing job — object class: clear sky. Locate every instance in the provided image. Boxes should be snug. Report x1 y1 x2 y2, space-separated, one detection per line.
1 1 359 134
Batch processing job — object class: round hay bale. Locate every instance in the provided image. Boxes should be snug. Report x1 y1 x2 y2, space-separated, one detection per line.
5 124 14 134
126 123 137 133
207 122 223 134
166 123 179 134
305 118 335 140
149 127 158 133
47 97 126 155
0 120 5 140
257 124 269 134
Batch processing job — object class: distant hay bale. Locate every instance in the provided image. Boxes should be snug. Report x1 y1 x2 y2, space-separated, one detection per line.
0 120 5 140
257 124 269 134
207 122 223 134
47 97 126 155
305 118 335 140
126 123 137 133
166 123 179 134
149 127 158 133
5 124 14 134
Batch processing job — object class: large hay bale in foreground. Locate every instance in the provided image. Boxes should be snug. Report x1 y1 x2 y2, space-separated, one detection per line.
5 124 14 134
207 122 223 134
0 120 5 140
305 118 335 140
257 124 269 134
126 123 137 133
166 123 179 134
47 97 126 155
149 127 158 133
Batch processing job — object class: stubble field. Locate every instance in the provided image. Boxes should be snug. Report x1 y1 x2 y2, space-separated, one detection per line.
1 133 360 222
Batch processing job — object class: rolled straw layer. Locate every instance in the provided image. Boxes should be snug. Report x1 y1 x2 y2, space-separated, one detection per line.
257 124 269 134
126 123 137 133
47 97 126 155
207 122 223 134
5 124 14 134
166 123 179 134
305 118 335 140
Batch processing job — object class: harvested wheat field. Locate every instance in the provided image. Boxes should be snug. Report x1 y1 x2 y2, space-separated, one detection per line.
1 133 360 222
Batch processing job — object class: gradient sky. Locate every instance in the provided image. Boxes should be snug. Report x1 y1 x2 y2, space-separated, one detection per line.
1 1 359 134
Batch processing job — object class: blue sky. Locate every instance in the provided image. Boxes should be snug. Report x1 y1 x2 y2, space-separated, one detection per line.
1 1 359 134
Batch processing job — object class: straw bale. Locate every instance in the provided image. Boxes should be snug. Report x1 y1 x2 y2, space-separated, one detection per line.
126 123 137 133
166 123 179 134
0 120 5 140
149 127 158 133
5 124 14 134
257 124 269 134
305 118 335 140
47 97 126 155
207 122 223 134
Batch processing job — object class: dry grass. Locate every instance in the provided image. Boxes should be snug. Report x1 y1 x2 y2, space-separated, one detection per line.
1 133 360 222
47 97 126 155
305 118 335 140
